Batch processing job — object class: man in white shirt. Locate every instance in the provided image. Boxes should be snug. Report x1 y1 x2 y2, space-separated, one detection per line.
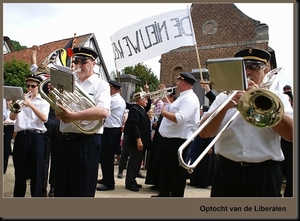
152 72 200 197
200 48 293 197
54 46 111 197
10 74 50 197
97 80 126 191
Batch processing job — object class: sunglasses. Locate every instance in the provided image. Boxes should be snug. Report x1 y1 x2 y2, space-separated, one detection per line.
73 58 89 65
244 62 265 71
26 84 38 89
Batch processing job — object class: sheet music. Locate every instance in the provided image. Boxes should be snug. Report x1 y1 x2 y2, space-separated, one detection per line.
3 86 24 100
50 64 75 93
206 57 247 91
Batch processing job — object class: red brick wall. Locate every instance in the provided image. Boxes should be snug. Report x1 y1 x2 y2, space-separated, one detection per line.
160 3 269 86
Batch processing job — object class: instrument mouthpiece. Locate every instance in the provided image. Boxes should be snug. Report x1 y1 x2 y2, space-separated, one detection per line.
73 68 82 74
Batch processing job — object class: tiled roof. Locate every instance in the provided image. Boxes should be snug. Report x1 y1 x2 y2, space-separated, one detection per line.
3 33 93 67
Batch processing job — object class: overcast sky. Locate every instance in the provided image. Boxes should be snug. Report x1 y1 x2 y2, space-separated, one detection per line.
3 3 294 91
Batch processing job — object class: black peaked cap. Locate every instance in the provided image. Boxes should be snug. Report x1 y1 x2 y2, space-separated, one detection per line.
72 46 98 60
234 48 271 65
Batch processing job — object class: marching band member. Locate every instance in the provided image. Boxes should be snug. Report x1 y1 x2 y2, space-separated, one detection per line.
10 74 50 197
200 48 293 197
54 47 111 197
3 98 15 174
152 72 200 197
97 80 126 191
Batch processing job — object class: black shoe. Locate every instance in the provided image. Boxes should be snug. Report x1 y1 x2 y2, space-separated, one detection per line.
150 185 160 190
137 171 146 179
151 193 170 197
151 194 160 197
136 184 142 188
195 185 207 189
187 182 195 186
42 189 47 197
96 184 115 191
117 172 123 179
125 186 139 192
97 179 104 184
48 187 55 197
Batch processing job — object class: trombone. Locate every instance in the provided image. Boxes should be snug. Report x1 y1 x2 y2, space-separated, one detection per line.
177 67 284 173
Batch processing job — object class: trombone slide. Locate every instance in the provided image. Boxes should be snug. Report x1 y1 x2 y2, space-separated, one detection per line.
177 91 237 173
178 111 239 174
177 67 285 172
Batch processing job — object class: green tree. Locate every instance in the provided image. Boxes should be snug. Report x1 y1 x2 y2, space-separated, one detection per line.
123 63 159 93
109 70 117 81
4 58 31 92
11 40 27 51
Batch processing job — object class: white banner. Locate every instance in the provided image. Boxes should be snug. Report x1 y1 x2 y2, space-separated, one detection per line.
111 8 195 70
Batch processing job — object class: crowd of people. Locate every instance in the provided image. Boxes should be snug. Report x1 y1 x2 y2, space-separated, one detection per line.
3 46 294 198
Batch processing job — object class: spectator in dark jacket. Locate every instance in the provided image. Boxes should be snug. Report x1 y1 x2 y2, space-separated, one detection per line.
124 92 152 192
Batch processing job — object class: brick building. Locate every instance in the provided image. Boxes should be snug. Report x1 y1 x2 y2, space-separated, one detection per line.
160 3 277 99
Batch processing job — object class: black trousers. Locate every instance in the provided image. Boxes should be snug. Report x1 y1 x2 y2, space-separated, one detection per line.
211 155 282 197
54 133 101 197
118 135 130 173
159 138 188 197
99 127 121 188
280 138 293 197
125 145 145 189
12 131 45 197
42 115 62 191
3 124 14 174
145 130 165 189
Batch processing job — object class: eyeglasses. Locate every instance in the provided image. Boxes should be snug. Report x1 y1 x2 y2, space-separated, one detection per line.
25 84 38 88
73 58 89 65
244 62 265 71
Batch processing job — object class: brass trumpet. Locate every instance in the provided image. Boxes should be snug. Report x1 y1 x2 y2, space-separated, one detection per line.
9 91 32 114
139 86 177 100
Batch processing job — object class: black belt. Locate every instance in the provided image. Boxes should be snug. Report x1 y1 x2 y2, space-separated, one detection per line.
19 130 43 135
64 133 96 140
4 124 14 127
218 154 276 167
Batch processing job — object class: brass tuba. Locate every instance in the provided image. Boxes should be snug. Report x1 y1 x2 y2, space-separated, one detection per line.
39 78 104 134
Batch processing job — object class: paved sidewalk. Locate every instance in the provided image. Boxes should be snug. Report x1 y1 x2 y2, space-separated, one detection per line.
3 155 211 198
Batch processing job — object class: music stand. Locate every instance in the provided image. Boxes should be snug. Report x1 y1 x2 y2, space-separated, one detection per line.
50 64 75 93
207 57 248 91
3 86 24 100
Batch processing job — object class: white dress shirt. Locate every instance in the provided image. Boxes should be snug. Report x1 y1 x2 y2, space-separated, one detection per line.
104 93 126 128
13 94 50 133
159 89 200 139
202 89 293 162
